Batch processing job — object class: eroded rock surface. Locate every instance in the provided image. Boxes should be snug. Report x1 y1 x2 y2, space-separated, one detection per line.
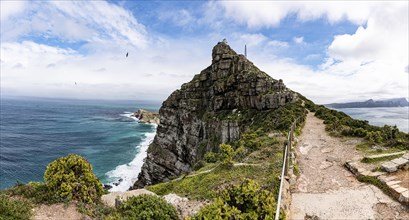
134 41 298 187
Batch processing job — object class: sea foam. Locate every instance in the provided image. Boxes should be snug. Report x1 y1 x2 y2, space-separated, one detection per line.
106 113 156 192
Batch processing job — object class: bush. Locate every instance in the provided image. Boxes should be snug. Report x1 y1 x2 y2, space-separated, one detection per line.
192 179 276 219
115 195 178 220
219 144 234 165
204 152 218 163
6 182 60 204
192 160 206 171
0 194 32 220
233 146 247 161
44 154 104 204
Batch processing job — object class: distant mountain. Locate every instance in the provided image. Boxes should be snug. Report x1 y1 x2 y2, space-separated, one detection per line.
326 98 409 108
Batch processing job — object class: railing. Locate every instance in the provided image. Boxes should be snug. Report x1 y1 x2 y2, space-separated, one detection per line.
275 117 300 220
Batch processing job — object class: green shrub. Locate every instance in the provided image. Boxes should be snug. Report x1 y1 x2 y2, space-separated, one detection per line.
115 195 178 220
219 144 234 165
0 194 33 220
192 160 206 171
190 198 241 219
5 182 60 204
204 152 218 163
192 179 276 219
366 131 383 144
233 146 247 161
44 154 104 204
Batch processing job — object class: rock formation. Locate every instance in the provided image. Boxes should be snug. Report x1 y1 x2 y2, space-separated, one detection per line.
134 41 298 187
132 109 160 124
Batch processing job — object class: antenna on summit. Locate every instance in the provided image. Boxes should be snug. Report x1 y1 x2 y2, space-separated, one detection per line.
245 44 247 58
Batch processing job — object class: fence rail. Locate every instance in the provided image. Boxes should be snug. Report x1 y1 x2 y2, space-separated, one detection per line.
274 117 300 220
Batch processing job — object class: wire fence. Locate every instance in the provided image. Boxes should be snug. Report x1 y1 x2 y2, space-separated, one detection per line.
274 117 301 220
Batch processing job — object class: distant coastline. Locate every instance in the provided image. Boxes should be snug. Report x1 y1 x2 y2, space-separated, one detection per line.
333 106 409 133
326 98 409 108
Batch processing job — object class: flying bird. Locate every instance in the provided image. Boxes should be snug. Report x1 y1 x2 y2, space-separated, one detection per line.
126 52 128 57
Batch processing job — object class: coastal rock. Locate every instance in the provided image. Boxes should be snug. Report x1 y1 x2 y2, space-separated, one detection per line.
163 194 207 219
101 189 155 208
134 41 298 187
133 109 160 124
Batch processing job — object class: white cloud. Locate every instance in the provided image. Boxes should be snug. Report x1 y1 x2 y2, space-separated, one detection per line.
1 1 407 104
0 1 27 20
159 9 195 27
216 1 378 28
1 1 148 49
267 40 289 48
1 38 212 100
215 1 408 103
293 36 304 44
233 33 268 47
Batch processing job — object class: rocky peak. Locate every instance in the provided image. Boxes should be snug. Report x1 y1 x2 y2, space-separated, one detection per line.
211 41 238 63
134 41 298 188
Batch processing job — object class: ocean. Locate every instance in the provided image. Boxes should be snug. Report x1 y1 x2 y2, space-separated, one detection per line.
1 98 407 191
0 97 160 191
334 107 409 133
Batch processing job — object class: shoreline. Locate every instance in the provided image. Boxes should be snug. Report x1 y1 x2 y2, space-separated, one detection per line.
104 112 157 192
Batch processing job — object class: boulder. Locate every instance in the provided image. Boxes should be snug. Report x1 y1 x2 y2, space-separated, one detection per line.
101 189 155 208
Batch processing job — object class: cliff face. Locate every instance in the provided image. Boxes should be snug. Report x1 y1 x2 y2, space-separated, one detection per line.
134 41 298 187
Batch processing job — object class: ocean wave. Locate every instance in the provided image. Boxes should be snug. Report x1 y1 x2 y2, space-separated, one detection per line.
105 127 156 192
120 111 138 122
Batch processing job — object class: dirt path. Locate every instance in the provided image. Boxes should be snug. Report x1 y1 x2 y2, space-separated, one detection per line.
31 203 91 220
289 112 409 219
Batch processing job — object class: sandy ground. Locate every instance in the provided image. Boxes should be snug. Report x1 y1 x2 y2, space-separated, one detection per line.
290 112 409 220
31 203 91 220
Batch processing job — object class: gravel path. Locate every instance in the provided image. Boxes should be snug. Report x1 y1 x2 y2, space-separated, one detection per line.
289 112 409 220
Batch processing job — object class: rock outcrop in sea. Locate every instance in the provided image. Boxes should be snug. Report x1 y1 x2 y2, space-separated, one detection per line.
134 41 298 187
132 109 160 124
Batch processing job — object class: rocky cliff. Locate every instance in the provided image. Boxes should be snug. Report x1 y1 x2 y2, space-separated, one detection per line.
134 41 298 187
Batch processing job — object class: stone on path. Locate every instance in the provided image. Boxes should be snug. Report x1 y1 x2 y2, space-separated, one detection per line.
386 180 402 187
382 161 398 172
390 158 409 168
319 161 333 170
399 191 409 203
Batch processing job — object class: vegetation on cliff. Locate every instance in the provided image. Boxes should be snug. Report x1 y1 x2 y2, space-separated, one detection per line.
191 179 276 219
107 194 178 220
303 96 409 150
44 154 104 204
1 154 180 220
147 99 306 215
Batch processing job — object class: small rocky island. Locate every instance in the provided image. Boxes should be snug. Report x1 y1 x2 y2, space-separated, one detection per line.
132 109 160 124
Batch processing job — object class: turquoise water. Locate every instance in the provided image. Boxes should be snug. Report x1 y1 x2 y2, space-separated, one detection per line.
335 107 409 133
0 97 160 191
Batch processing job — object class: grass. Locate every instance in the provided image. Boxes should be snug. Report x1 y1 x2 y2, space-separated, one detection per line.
356 175 393 198
1 182 114 219
356 143 406 155
147 100 306 203
361 154 404 163
0 194 33 220
147 162 281 200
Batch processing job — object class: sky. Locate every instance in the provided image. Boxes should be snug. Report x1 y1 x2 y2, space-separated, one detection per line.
1 1 408 104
